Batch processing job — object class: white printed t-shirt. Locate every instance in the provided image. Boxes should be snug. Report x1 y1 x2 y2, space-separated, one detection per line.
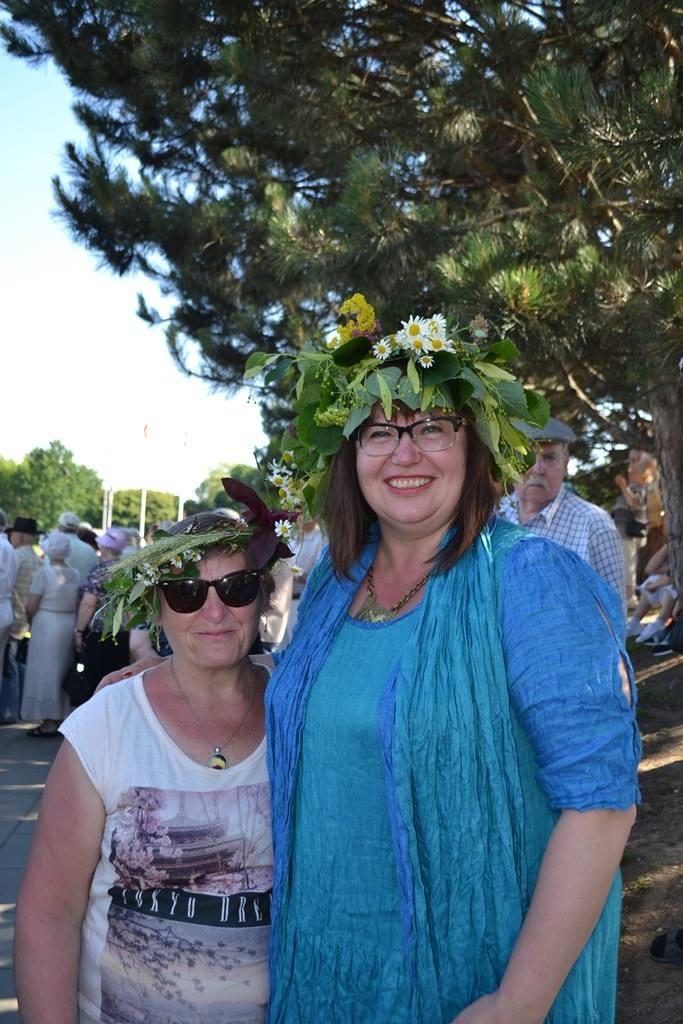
60 671 271 1024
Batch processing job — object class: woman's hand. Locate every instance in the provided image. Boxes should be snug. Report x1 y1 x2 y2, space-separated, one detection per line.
95 655 166 691
451 992 541 1024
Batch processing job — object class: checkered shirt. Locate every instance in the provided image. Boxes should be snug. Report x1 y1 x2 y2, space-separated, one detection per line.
499 486 625 603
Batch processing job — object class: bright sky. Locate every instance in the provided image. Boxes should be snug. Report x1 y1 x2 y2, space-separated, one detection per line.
0 48 267 497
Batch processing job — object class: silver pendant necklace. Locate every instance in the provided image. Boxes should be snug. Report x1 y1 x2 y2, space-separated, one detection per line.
170 658 257 769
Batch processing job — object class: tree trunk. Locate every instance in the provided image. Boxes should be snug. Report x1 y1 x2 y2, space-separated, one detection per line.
650 377 683 597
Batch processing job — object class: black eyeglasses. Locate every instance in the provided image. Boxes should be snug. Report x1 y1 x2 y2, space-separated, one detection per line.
159 570 261 614
354 415 466 456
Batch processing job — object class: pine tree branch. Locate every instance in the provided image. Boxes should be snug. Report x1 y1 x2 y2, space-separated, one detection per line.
378 0 474 39
559 362 646 447
653 17 683 66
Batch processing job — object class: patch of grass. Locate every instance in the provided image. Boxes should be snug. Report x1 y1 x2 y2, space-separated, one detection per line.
623 874 654 897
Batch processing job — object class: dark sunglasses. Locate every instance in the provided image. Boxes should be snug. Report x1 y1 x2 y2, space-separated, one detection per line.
159 570 261 614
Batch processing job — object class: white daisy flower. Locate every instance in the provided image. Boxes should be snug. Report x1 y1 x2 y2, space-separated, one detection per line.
269 471 289 489
274 519 295 541
372 339 392 361
277 482 298 508
268 460 291 489
407 334 431 355
137 564 159 585
418 354 435 368
426 313 447 339
396 315 430 352
169 554 184 569
325 331 342 350
290 564 305 577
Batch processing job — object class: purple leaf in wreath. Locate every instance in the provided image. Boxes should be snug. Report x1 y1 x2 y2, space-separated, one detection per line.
221 478 296 568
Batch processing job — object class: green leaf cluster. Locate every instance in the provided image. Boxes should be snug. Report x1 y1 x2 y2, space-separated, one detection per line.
250 301 550 512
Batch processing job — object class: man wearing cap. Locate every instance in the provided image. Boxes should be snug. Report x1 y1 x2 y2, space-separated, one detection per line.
0 510 18 690
58 511 98 583
0 517 42 722
499 418 625 604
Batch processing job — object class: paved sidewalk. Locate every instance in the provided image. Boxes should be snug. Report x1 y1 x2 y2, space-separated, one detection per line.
0 722 61 1022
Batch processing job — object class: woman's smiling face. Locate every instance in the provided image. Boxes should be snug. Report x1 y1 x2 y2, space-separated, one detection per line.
355 406 469 540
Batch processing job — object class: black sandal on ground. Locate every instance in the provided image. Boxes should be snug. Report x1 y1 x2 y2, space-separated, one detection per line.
650 928 683 966
26 726 61 738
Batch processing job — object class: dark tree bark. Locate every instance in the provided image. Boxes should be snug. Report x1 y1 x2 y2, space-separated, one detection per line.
651 377 683 596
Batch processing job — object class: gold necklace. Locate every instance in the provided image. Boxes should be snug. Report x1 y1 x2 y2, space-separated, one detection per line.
355 563 432 624
170 658 257 770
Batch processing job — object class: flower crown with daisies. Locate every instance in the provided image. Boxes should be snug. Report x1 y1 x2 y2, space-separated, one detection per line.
245 293 548 513
99 479 298 640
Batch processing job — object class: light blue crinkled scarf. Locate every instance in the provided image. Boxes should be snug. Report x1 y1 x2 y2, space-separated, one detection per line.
266 519 621 1022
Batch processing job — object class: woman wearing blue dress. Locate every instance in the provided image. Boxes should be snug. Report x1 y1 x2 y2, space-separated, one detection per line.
255 294 640 1023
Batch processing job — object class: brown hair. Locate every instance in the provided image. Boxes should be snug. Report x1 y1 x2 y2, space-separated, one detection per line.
323 417 498 577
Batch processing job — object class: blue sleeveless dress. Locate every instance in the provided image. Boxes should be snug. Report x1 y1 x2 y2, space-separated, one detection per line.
285 613 415 1018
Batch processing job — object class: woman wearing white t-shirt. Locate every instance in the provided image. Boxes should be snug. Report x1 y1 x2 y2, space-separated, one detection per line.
14 493 294 1024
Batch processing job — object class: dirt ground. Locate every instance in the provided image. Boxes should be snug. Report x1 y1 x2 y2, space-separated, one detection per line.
617 641 683 1023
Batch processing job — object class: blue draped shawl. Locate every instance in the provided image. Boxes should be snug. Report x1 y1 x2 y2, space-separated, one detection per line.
266 518 640 1022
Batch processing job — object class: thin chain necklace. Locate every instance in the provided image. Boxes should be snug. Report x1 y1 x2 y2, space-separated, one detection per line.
170 658 257 770
355 563 432 624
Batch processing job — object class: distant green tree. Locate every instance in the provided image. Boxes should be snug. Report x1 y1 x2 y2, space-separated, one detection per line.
185 462 267 517
0 456 19 517
192 464 237 511
112 489 178 530
2 442 102 530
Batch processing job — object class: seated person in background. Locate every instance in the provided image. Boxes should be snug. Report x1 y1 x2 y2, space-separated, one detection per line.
625 544 677 644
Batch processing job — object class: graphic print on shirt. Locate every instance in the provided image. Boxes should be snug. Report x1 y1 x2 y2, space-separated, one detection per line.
99 784 271 1024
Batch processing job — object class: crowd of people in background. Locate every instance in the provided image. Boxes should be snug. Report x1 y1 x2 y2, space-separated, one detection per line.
0 424 678 746
0 511 143 734
0 503 330 739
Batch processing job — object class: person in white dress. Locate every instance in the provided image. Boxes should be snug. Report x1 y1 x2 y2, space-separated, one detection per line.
20 532 80 736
